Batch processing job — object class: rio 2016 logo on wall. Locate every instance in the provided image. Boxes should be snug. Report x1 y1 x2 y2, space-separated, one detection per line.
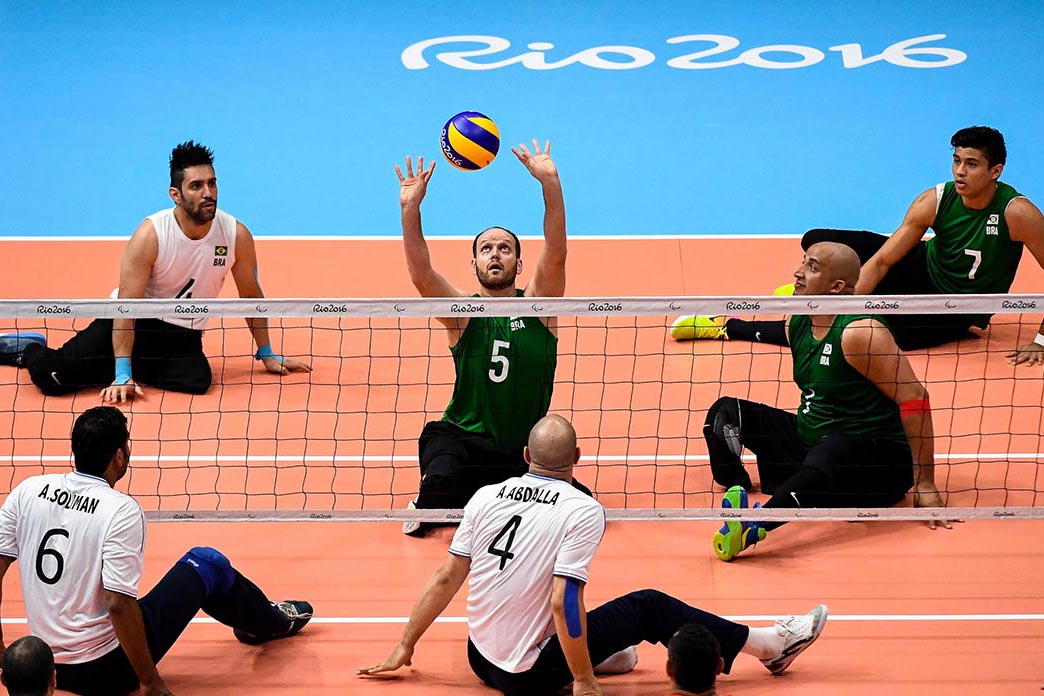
402 34 966 71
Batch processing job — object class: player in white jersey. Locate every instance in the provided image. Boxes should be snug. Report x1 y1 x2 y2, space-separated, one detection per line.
0 407 314 696
360 415 829 696
0 141 309 401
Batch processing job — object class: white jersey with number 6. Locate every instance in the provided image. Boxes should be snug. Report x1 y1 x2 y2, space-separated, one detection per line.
449 472 606 672
0 472 146 664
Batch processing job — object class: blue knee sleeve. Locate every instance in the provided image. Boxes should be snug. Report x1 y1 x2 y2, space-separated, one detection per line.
178 546 235 598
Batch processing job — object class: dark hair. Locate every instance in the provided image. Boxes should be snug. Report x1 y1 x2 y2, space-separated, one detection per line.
1 635 54 696
951 126 1006 167
472 226 521 258
668 623 720 693
169 140 215 189
71 407 129 477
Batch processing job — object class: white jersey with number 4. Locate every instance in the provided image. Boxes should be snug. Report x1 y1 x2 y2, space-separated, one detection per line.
0 472 146 664
449 472 606 673
144 206 238 329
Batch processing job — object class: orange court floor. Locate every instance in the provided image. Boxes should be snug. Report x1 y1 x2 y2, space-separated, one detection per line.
0 237 1042 695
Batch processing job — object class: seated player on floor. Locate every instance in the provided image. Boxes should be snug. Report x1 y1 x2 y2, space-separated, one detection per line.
0 141 309 402
673 126 1044 365
0 406 313 696
704 243 955 563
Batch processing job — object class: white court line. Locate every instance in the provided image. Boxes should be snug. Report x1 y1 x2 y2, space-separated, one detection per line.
3 453 1041 464
2 613 1043 626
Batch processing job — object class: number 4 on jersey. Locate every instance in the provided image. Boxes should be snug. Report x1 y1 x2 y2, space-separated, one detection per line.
487 514 522 570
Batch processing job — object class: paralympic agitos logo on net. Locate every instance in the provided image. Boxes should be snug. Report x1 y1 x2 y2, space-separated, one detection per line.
402 34 966 71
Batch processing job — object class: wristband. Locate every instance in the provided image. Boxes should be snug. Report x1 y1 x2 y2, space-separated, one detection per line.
114 357 133 385
899 397 930 418
254 344 285 362
1034 333 1044 347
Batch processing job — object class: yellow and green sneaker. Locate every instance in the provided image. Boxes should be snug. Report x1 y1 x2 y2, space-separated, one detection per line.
670 315 729 341
713 486 766 562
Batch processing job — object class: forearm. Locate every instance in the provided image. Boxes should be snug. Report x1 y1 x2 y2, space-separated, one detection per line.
540 176 566 251
397 569 459 650
902 411 936 486
109 596 162 687
401 203 434 282
112 319 136 359
552 604 596 685
854 258 886 294
245 318 272 351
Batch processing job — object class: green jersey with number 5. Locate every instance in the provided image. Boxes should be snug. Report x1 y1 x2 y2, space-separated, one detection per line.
926 180 1024 295
442 291 557 449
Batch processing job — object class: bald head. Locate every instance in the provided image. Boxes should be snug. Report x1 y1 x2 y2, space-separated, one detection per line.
804 242 861 294
525 415 580 477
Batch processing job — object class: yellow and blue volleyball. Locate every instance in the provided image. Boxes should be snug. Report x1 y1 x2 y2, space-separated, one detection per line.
440 111 500 171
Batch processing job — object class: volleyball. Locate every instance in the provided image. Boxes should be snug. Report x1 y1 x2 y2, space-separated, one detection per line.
440 111 500 170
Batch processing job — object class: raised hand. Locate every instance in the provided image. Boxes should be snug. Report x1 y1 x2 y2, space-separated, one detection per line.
512 139 559 183
396 156 436 208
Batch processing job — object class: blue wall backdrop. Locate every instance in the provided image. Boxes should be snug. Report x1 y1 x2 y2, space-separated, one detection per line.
2 1 1042 237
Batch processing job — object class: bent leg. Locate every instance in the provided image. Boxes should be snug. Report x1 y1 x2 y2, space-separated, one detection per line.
24 319 116 395
723 319 788 346
132 319 212 394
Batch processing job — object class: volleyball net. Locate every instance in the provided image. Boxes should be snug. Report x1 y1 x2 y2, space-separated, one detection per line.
0 295 1042 523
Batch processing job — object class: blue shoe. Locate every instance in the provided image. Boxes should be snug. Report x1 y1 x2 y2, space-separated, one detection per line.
713 486 766 561
0 333 46 367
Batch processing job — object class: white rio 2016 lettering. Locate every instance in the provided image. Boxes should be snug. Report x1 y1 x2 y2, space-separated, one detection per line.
964 248 982 279
489 340 510 383
402 34 966 71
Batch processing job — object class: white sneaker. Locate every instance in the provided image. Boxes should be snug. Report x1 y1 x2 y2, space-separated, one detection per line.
594 645 638 674
760 604 828 675
402 499 423 536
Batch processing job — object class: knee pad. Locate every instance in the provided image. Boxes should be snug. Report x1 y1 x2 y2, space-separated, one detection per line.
178 546 235 598
705 398 743 457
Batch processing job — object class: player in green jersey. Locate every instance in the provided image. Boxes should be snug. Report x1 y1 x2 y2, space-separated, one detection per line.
673 127 1044 364
704 242 953 562
395 140 579 536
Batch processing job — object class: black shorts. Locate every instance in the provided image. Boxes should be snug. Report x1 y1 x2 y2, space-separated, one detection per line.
416 421 590 510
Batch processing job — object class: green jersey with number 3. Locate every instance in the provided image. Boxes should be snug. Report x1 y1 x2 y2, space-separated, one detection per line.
442 290 557 449
789 314 907 448
926 180 1024 294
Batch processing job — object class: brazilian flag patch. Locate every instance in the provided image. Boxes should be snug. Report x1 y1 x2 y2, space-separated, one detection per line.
215 246 228 256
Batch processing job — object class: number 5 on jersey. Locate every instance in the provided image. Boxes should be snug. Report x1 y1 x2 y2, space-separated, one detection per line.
489 339 510 383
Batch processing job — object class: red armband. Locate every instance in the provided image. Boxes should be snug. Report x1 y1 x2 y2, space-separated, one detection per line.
899 397 931 418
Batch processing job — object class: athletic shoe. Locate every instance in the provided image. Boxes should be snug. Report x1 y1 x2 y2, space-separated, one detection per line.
402 499 424 537
773 283 796 296
712 485 766 562
234 600 314 645
670 315 728 341
761 604 829 675
0 333 46 367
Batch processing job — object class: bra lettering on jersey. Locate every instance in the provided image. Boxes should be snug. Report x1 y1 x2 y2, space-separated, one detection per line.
496 484 560 505
36 484 100 515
